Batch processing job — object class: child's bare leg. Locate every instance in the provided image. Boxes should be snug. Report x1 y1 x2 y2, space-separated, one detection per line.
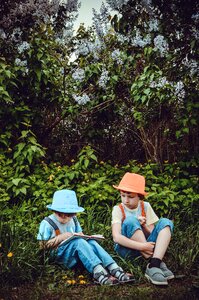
130 229 152 259
153 226 171 259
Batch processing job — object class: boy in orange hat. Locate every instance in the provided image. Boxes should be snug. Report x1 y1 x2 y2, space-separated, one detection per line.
112 172 174 286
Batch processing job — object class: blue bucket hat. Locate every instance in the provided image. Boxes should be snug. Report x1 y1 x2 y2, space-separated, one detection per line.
47 189 84 213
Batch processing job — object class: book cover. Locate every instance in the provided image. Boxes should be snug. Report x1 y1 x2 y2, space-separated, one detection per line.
59 234 105 246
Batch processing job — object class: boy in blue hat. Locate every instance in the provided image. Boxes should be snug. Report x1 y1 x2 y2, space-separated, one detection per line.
37 189 134 285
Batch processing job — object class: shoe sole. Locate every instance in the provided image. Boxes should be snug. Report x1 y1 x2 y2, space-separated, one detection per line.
145 274 168 286
166 274 175 280
119 279 136 284
94 280 119 286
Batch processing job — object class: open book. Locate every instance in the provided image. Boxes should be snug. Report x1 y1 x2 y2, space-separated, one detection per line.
59 233 105 246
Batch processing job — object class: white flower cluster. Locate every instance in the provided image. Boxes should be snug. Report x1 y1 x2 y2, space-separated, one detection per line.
174 81 185 103
183 58 199 77
72 68 85 81
131 29 151 48
98 69 110 89
153 35 169 57
74 38 103 60
148 19 159 32
191 13 199 22
92 3 110 38
18 41 30 54
111 49 123 64
149 76 169 88
15 58 27 67
73 93 90 105
116 33 131 43
149 76 185 105
106 0 129 10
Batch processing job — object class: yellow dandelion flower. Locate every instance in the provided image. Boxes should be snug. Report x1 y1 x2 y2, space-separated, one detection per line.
71 159 75 163
7 252 13 258
66 280 72 284
79 280 86 284
164 160 169 163
100 161 104 164
71 280 76 284
78 275 84 279
62 275 68 279
48 174 54 181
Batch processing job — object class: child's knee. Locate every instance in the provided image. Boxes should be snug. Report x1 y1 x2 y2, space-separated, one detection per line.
157 218 174 233
70 237 89 249
122 216 142 237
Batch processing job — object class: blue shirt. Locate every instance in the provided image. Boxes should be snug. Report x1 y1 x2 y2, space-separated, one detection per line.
37 214 82 241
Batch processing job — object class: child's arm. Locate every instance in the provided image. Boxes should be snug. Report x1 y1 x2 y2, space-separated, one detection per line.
112 223 155 254
39 231 74 249
137 216 154 237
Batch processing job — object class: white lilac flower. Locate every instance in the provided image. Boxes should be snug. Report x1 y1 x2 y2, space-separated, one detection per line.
148 19 159 32
131 29 151 48
73 93 90 105
182 58 199 77
106 0 129 10
174 81 185 104
15 58 27 67
191 13 199 21
116 33 130 43
154 35 169 57
111 49 123 64
92 4 111 38
75 41 90 56
98 69 110 89
149 76 169 88
72 68 85 81
18 41 30 54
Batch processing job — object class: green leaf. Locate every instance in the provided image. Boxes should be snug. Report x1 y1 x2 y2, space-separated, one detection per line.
84 159 89 168
12 178 21 186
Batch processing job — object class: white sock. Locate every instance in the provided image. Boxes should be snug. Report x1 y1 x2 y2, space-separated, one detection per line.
93 264 108 276
107 262 121 272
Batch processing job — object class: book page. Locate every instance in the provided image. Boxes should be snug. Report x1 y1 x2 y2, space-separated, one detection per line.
59 234 105 246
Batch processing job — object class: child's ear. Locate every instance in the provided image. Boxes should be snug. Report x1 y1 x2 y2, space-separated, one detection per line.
138 194 144 200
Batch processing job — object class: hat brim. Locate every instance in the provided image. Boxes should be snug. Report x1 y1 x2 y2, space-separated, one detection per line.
113 185 148 196
47 204 84 213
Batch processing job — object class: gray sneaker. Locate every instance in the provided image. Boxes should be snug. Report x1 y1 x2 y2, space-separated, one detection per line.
160 262 174 280
145 264 168 286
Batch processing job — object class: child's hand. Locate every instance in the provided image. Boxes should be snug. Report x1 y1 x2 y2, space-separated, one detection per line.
141 242 155 253
60 232 73 241
137 215 146 226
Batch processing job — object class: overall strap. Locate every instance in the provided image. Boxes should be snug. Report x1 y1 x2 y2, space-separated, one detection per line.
73 216 78 232
140 200 146 218
118 203 126 223
44 217 60 236
119 201 146 222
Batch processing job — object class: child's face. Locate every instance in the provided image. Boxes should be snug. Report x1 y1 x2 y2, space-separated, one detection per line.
54 212 76 224
120 191 139 209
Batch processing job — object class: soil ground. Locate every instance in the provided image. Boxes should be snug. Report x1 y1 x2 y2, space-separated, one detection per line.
0 277 199 300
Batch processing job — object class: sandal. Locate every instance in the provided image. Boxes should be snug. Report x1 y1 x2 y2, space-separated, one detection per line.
110 267 135 283
93 271 119 286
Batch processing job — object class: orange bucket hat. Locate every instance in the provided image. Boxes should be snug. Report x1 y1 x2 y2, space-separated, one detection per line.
113 172 148 196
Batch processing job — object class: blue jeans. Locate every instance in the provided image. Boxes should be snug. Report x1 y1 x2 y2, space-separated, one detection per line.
52 238 115 273
115 217 174 259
